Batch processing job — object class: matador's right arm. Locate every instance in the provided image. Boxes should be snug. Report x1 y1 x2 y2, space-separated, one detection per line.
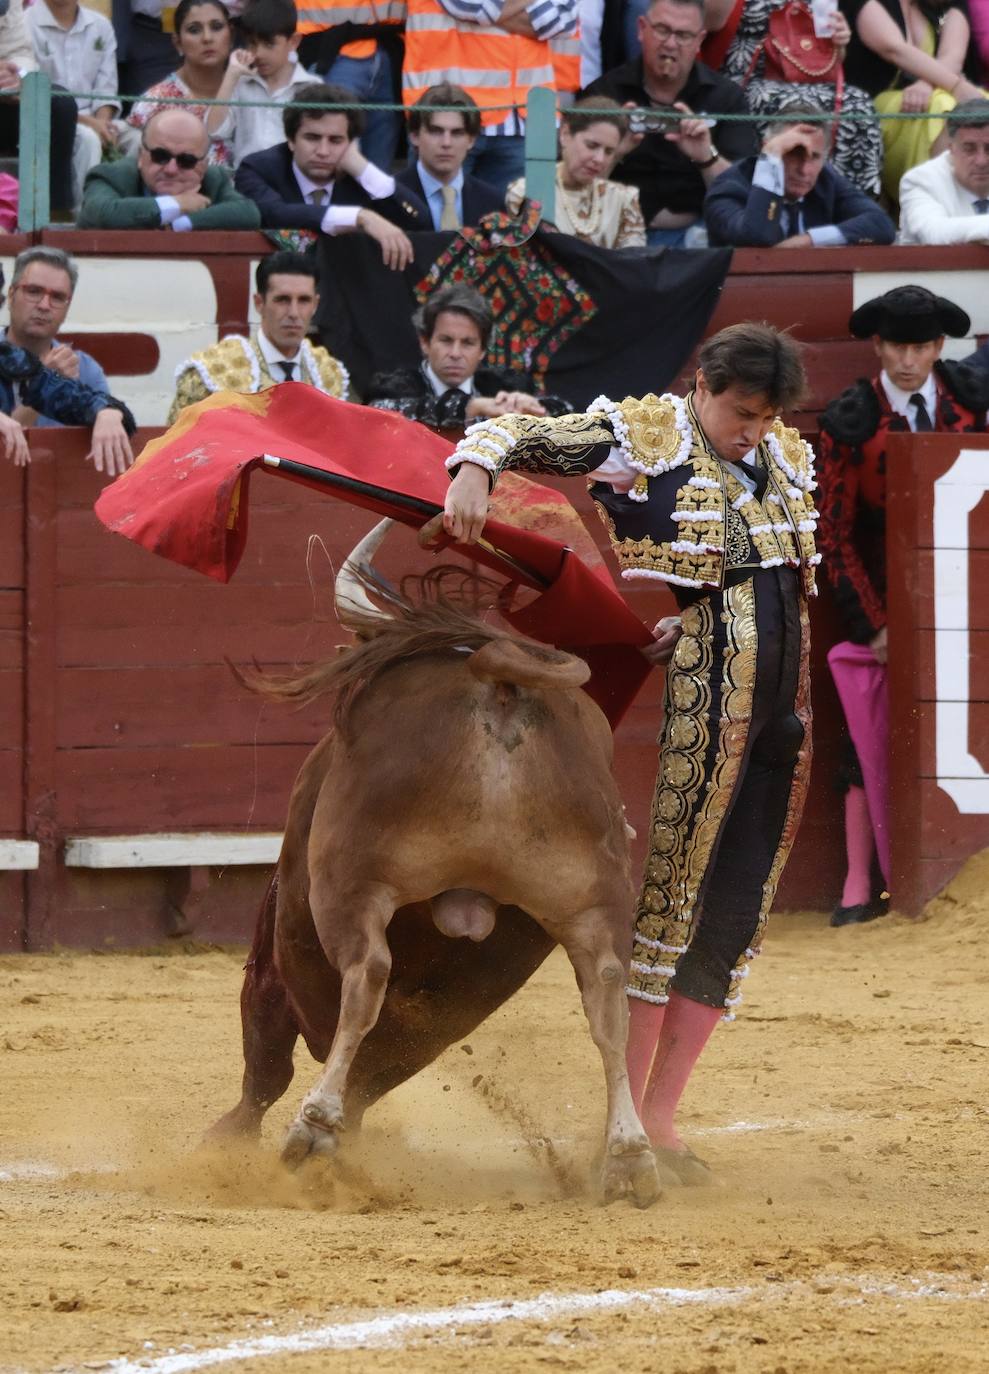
446 407 619 483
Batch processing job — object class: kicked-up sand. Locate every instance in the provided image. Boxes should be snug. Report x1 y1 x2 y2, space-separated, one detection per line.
2 852 988 1374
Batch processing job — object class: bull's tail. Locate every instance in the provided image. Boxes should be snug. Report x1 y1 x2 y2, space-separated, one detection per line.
467 638 589 691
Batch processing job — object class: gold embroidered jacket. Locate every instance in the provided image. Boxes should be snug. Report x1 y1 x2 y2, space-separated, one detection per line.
448 391 821 598
167 334 349 426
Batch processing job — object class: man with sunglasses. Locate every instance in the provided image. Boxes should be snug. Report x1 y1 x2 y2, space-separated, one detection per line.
78 108 262 230
583 0 757 246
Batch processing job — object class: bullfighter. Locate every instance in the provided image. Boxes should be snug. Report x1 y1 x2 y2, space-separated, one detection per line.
816 285 989 925
443 322 819 1186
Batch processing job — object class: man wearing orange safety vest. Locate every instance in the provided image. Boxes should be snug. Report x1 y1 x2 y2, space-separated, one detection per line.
403 0 579 196
296 0 407 168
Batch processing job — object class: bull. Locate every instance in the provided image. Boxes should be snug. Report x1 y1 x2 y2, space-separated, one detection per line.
210 520 661 1206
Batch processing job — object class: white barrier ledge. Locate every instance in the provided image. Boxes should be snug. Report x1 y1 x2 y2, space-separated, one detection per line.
63 833 283 869
0 840 40 870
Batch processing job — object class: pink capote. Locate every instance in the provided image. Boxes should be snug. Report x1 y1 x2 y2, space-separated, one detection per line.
827 641 890 885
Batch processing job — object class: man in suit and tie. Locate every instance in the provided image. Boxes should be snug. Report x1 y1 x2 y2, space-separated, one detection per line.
235 82 428 270
816 286 988 926
168 251 349 424
398 84 504 231
703 102 894 249
899 100 989 245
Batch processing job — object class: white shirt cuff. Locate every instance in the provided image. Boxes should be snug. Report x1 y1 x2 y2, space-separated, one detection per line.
752 154 784 196
356 161 395 199
156 195 182 225
321 204 362 234
172 214 194 232
807 224 847 247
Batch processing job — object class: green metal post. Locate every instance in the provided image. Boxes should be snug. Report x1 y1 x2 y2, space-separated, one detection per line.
19 71 52 233
524 86 556 224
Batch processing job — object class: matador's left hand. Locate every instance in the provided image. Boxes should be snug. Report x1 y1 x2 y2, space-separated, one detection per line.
641 615 682 666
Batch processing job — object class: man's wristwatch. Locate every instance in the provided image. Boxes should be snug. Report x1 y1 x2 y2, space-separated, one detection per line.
692 146 720 168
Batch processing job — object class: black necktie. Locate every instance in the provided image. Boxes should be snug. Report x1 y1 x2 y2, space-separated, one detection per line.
781 201 800 238
975 198 989 214
738 459 769 499
910 393 933 432
277 361 296 381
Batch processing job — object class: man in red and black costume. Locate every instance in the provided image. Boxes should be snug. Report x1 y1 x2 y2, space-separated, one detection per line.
817 285 989 926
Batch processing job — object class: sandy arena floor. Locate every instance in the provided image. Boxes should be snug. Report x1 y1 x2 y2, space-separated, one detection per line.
2 854 989 1374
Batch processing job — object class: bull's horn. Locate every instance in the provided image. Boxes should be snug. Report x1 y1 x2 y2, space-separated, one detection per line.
335 517 394 627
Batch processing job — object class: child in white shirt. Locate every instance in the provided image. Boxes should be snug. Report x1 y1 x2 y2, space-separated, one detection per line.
27 0 120 207
208 0 313 166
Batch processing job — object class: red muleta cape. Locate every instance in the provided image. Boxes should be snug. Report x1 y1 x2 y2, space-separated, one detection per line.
94 385 653 725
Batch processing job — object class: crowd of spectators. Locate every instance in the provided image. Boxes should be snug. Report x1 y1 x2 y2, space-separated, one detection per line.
0 0 986 243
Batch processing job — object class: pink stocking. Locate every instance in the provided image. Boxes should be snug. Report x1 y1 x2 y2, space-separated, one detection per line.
841 785 875 908
639 990 722 1150
626 996 666 1113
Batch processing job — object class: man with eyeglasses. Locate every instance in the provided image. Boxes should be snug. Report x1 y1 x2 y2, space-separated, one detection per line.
583 0 757 246
78 108 262 230
0 260 135 474
1 247 107 432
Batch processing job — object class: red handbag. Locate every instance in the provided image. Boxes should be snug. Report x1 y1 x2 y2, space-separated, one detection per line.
743 1 845 146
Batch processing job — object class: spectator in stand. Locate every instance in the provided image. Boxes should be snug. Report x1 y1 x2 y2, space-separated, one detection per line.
0 0 79 218
506 96 646 247
78 106 262 226
899 99 989 243
402 0 579 197
28 0 122 210
206 0 315 166
704 101 894 246
235 82 427 267
841 0 985 201
1 247 108 432
125 0 236 167
114 0 182 97
0 266 134 473
399 84 503 229
817 287 989 926
293 0 406 172
622 0 734 61
366 284 572 427
169 251 347 423
583 0 757 246
719 0 881 194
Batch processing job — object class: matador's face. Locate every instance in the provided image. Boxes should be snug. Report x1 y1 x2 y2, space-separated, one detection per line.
693 372 776 462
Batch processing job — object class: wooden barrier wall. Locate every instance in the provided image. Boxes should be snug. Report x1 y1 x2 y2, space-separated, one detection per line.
887 433 989 913
1 234 988 946
3 426 852 950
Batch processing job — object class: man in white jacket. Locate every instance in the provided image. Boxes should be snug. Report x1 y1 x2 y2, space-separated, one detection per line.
899 100 989 245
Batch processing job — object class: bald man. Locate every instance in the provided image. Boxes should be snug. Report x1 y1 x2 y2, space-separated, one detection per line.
77 109 262 231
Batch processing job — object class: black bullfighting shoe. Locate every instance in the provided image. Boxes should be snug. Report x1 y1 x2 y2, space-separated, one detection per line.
830 895 890 927
653 1144 721 1187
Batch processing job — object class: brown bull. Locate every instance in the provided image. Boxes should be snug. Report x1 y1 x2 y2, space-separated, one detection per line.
211 521 660 1206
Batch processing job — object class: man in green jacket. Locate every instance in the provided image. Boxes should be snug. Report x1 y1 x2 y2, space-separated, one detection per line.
77 109 262 232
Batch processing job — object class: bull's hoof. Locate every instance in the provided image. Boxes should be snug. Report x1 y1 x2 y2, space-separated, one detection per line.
600 1142 662 1209
281 1112 342 1170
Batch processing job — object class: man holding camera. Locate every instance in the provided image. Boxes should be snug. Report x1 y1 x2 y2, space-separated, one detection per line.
703 103 895 248
583 0 757 246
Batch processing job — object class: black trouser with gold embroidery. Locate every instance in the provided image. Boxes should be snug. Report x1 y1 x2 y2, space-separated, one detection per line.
672 568 804 1008
628 567 807 1014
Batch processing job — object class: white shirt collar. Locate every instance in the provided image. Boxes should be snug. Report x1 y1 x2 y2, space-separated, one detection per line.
257 327 302 374
33 0 95 29
417 163 465 199
880 368 937 430
423 360 473 396
292 161 332 204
